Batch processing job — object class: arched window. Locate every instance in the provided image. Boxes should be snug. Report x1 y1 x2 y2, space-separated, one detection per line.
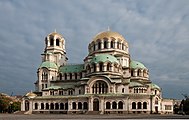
132 102 136 109
87 65 91 73
137 102 142 109
64 73 67 80
106 102 111 109
83 102 88 109
46 103 49 109
65 102 68 110
143 102 147 109
117 41 120 49
111 41 114 48
93 44 95 51
56 39 60 46
155 98 158 104
59 73 62 80
78 102 82 109
122 43 124 50
79 89 81 94
42 71 48 80
92 80 108 94
112 101 117 109
55 103 59 110
104 40 107 49
74 73 77 80
34 103 38 109
68 90 73 95
72 102 76 109
107 63 111 71
59 90 63 95
80 72 82 78
137 70 140 76
50 38 54 46
92 63 96 72
118 101 123 109
131 69 134 76
98 41 101 50
41 103 44 109
69 73 72 80
99 62 103 72
122 88 125 93
60 103 64 109
50 103 54 109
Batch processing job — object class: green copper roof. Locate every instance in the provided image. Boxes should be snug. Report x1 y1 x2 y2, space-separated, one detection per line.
149 83 161 90
129 81 144 87
44 84 75 90
39 61 58 69
130 60 146 69
90 54 119 63
59 64 84 73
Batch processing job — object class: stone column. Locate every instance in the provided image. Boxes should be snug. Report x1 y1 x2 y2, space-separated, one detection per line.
101 40 104 49
21 99 25 111
100 98 104 114
107 41 110 48
88 97 93 111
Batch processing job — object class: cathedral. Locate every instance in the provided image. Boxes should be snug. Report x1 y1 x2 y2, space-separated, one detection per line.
21 29 173 114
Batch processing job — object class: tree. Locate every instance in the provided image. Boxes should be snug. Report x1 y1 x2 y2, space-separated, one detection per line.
0 95 11 113
181 98 189 115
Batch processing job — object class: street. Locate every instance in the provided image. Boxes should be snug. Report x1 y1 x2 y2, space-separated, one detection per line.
0 114 189 120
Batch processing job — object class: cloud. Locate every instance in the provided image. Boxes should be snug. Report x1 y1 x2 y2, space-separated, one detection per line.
0 0 189 99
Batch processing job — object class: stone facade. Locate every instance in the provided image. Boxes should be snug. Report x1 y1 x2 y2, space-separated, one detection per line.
21 30 173 114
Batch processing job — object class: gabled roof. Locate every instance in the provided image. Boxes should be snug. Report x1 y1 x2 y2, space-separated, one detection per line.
59 64 84 73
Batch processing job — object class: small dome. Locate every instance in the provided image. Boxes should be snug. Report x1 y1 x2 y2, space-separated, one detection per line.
92 31 126 42
130 60 146 69
149 83 161 90
25 92 37 98
90 54 119 64
48 32 63 38
39 61 58 69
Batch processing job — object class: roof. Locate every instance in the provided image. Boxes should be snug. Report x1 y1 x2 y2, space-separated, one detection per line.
25 92 37 98
44 84 75 90
149 83 161 90
48 32 63 38
92 31 126 42
39 61 58 69
59 64 84 73
129 81 144 87
130 60 146 69
90 54 119 64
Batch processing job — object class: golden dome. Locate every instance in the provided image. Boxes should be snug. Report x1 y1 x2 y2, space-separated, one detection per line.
25 92 37 98
48 32 63 38
92 31 126 42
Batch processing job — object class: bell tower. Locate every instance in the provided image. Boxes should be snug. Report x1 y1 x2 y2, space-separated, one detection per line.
43 31 68 66
35 31 68 92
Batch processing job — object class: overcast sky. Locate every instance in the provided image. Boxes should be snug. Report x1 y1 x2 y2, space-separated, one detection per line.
0 0 189 99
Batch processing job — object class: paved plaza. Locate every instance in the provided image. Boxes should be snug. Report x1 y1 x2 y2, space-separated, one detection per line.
0 114 189 120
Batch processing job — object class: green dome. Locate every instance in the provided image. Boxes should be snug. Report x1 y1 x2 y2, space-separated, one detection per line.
90 54 119 64
39 61 58 69
149 83 161 90
130 60 146 69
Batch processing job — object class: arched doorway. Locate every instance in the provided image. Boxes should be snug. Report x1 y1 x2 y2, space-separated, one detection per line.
93 98 99 111
25 100 29 111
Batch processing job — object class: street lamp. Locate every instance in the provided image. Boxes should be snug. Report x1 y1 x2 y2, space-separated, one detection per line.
9 101 13 113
